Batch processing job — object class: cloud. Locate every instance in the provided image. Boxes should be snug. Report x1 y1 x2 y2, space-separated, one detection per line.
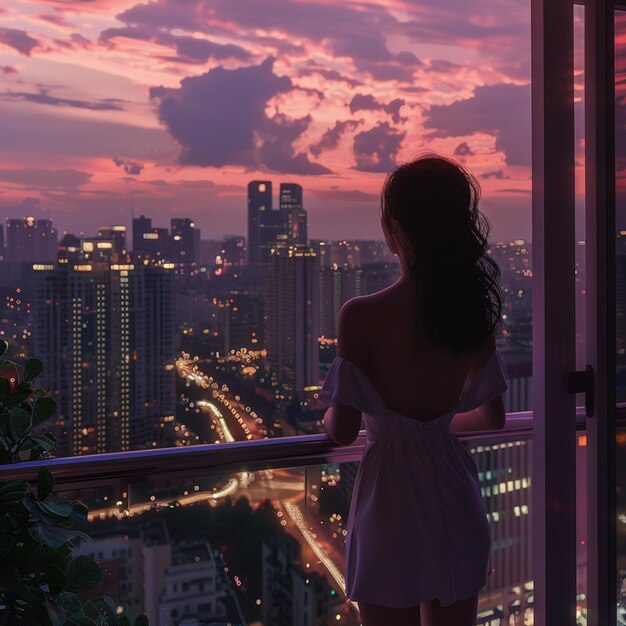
301 63 361 88
53 33 93 51
309 187 378 203
150 57 331 174
482 170 506 179
1 88 125 111
349 94 406 123
453 142 474 157
353 122 405 173
1 66 17 75
310 120 359 157
113 0 422 82
101 26 252 64
39 13 72 28
423 83 531 166
113 155 144 175
0 102 177 160
0 168 93 191
0 28 40 56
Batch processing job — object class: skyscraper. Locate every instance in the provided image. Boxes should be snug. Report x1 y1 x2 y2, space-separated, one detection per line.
6 217 57 263
34 261 175 456
170 218 200 265
264 244 319 399
247 181 271 266
279 183 307 246
247 181 288 266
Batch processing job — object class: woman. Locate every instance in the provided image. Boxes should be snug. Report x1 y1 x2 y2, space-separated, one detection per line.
321 154 509 626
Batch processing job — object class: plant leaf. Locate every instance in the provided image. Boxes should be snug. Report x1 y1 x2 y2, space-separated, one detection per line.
37 466 54 501
23 359 44 382
71 501 89 522
134 615 149 626
28 523 70 548
33 397 56 425
37 499 74 519
0 378 10 403
46 597 66 626
0 341 8 357
0 413 14 445
65 556 103 592
30 434 56 452
0 534 15 559
0 562 21 592
15 582 46 604
0 479 28 501
88 596 116 625
56 590 83 614
48 563 67 596
9 407 31 440
66 617 98 626
70 529 93 543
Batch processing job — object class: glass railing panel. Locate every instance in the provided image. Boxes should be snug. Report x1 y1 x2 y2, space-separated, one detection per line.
33 430 534 626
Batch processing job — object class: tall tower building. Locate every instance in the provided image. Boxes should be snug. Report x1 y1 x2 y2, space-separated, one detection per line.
247 181 271 266
170 218 200 265
34 261 175 456
6 217 58 263
264 245 319 399
318 264 363 339
279 183 307 246
247 181 288 266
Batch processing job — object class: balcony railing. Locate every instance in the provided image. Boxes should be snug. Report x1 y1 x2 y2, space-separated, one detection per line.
2 407 623 490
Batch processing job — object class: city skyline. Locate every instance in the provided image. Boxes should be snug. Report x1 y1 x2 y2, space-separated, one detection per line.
0 0 543 242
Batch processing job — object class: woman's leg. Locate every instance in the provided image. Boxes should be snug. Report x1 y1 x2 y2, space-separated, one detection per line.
420 593 479 626
358 602 421 626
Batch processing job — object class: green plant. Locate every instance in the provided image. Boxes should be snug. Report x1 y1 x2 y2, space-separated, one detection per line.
0 341 148 626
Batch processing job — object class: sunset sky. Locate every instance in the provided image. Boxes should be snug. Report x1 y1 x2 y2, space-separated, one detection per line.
0 0 543 242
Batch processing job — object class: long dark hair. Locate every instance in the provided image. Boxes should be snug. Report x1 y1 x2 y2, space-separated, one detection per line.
380 154 503 354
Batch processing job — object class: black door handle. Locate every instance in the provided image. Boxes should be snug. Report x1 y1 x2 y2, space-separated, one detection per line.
567 364 594 418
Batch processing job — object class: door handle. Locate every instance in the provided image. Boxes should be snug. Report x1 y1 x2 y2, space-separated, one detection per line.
567 364 594 418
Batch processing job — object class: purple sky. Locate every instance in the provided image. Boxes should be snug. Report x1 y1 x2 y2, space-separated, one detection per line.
0 0 550 242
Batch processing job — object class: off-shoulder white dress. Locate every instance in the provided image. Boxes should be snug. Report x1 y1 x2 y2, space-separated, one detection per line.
320 350 509 608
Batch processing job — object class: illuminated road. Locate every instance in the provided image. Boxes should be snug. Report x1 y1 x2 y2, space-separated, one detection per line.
97 353 354 619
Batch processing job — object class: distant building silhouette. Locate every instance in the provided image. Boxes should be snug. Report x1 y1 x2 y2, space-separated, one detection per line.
170 218 200 265
6 217 57 263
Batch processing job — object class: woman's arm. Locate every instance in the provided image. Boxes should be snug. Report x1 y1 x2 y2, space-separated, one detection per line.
323 298 368 445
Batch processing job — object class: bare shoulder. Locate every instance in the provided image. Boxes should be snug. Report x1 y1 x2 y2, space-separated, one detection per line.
337 296 374 365
338 294 376 320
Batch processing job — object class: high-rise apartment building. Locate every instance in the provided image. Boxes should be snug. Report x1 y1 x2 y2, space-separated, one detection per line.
318 265 363 339
34 261 175 456
280 183 307 246
5 217 58 263
264 245 319 399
